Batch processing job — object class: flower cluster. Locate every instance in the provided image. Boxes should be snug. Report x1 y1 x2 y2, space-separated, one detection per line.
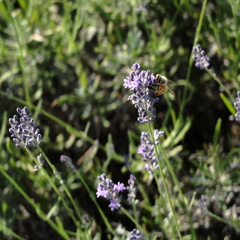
199 195 207 214
34 154 45 170
192 44 210 70
127 174 139 205
9 106 43 148
96 173 126 211
130 229 142 240
123 63 159 123
60 155 77 171
234 91 240 122
138 130 165 173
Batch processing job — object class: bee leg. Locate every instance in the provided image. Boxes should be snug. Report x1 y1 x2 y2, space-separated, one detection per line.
148 86 155 90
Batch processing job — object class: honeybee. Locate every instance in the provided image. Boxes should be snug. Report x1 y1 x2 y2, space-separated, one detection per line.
150 74 177 97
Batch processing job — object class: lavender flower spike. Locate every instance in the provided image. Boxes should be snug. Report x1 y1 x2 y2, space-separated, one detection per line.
127 174 139 205
123 63 159 123
234 91 240 122
130 229 142 240
192 44 210 70
9 106 43 148
60 155 77 171
199 195 207 214
138 130 165 173
96 173 126 211
34 154 45 170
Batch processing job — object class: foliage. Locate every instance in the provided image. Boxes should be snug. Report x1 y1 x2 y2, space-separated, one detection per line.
1 0 240 239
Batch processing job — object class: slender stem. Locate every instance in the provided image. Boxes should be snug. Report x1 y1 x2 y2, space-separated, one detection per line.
132 203 138 223
157 140 196 239
74 171 116 236
36 147 83 226
0 224 26 240
152 172 176 238
5 0 31 105
148 123 196 238
206 209 240 231
25 148 81 230
205 68 235 102
120 207 148 237
147 123 183 240
180 0 208 116
0 165 70 240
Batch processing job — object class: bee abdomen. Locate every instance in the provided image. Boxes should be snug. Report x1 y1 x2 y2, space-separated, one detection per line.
155 85 167 95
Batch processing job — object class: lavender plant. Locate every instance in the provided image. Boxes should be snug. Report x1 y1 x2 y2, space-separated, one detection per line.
199 195 207 214
7 107 93 238
2 0 240 238
192 45 240 233
33 154 45 170
6 107 123 239
234 91 240 122
60 155 77 171
9 106 43 148
123 63 184 239
127 174 138 206
123 63 159 124
192 44 210 70
138 130 165 173
96 173 141 210
192 44 235 103
96 173 126 211
96 172 148 237
130 229 142 240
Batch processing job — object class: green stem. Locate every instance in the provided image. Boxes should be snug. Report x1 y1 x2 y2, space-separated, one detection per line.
0 223 26 240
147 123 196 238
147 123 183 240
25 148 81 231
132 203 138 224
120 207 148 236
157 140 196 239
36 147 83 226
206 209 240 232
153 172 176 238
0 165 70 240
180 0 208 116
205 68 235 102
74 171 116 236
5 0 31 105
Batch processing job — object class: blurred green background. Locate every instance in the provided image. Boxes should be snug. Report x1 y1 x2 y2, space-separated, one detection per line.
1 0 240 239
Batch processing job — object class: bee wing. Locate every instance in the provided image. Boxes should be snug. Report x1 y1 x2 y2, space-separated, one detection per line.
167 79 177 86
167 87 175 97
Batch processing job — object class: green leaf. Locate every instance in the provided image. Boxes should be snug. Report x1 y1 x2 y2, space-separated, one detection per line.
213 118 222 153
220 93 236 115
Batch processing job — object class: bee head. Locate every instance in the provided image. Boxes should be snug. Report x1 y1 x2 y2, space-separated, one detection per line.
155 74 167 84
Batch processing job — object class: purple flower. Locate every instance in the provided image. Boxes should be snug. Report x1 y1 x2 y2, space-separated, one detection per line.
127 174 139 205
9 106 43 148
199 195 207 214
234 91 240 122
138 130 165 173
96 173 126 211
34 154 45 170
192 44 210 70
124 63 159 124
130 229 142 240
114 182 126 192
60 155 77 171
82 214 90 227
